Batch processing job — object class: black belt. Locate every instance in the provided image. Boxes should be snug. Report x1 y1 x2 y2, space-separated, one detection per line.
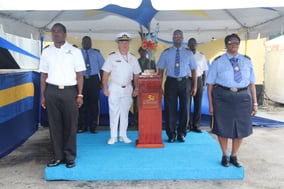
215 84 248 92
167 76 190 81
47 83 76 90
84 74 98 79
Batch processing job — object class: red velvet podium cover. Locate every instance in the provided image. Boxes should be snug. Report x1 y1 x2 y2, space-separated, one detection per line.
136 74 164 148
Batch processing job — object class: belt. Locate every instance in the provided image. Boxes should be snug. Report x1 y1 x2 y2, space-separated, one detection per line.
84 74 98 79
215 84 248 92
112 82 131 88
167 76 190 81
47 83 76 90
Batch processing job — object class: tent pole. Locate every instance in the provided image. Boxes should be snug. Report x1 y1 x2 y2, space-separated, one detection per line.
244 30 249 55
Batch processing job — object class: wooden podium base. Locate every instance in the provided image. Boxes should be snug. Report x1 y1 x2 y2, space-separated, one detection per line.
136 140 164 148
136 75 164 148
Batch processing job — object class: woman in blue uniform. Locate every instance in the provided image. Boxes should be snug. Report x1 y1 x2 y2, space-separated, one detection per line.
206 33 258 167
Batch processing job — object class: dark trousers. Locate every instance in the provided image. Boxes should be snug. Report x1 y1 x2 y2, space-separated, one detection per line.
164 77 192 139
78 75 100 131
189 76 203 129
45 84 78 161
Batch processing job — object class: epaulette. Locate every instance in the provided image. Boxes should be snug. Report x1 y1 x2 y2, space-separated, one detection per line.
244 55 251 60
200 51 204 55
43 45 50 49
73 44 78 48
162 48 170 52
93 48 100 52
185 48 191 51
109 52 115 55
130 52 135 56
213 55 221 61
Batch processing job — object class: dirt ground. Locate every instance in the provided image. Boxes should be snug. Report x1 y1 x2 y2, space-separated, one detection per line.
1 102 284 189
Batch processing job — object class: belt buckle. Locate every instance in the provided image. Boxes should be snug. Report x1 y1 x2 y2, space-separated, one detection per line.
230 87 238 92
85 75 90 79
58 85 65 89
177 77 182 81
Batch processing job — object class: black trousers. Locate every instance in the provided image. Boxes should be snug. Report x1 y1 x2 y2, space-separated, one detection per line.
164 77 192 139
45 84 78 161
78 75 100 131
189 76 203 129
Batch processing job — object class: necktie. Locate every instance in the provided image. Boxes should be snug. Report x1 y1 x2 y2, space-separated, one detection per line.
85 50 91 75
174 48 180 76
230 57 242 83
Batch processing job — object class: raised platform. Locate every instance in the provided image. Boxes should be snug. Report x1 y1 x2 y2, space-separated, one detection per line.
45 131 244 181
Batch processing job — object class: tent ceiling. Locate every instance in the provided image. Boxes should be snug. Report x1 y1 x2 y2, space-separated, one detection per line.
0 0 284 43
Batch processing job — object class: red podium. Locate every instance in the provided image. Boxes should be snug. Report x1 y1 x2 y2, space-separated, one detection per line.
136 74 164 148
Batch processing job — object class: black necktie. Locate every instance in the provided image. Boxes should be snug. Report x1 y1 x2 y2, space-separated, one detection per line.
174 48 180 76
230 57 242 83
85 50 91 75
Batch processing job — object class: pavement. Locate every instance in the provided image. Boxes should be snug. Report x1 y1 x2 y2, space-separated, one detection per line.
0 101 284 189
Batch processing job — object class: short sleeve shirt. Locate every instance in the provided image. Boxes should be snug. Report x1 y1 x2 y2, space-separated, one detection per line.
102 51 141 86
39 42 86 86
157 46 197 78
206 52 256 88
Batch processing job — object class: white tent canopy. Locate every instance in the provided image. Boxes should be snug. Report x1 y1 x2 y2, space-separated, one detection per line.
0 0 284 43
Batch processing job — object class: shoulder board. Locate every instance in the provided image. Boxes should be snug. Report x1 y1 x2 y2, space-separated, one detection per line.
185 48 191 51
109 52 115 55
244 55 251 60
162 48 170 52
213 55 221 61
92 48 100 52
130 52 135 56
73 44 78 48
43 45 50 49
200 51 204 55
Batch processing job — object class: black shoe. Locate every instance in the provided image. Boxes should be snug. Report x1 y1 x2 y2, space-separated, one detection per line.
90 129 97 134
77 128 87 133
47 159 64 167
168 138 175 143
191 127 202 133
66 160 75 168
221 156 230 167
230 156 242 167
177 136 185 142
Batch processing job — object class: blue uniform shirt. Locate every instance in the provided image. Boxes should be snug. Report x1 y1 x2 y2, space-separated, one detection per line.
157 46 197 78
81 48 105 76
206 52 256 88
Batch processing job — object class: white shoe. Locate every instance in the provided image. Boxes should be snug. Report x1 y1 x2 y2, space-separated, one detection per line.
107 137 117 145
119 136 132 143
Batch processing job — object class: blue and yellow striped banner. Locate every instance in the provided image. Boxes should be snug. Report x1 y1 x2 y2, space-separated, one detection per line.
0 72 34 123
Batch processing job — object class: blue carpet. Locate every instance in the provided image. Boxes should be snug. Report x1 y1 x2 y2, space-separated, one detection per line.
45 131 244 181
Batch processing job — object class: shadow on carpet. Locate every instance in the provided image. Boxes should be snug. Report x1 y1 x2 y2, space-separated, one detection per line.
45 131 244 181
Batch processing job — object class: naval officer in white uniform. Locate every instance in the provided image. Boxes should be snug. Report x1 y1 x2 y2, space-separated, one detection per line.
102 32 141 145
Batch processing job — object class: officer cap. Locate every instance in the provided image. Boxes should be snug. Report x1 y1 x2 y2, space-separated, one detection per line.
116 32 131 42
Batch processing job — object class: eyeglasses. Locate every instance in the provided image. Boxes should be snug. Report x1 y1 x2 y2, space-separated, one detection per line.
227 41 240 46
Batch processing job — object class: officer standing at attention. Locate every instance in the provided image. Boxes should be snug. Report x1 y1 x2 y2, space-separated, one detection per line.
206 33 258 167
157 29 197 143
187 38 208 133
102 32 141 145
40 23 86 168
77 36 105 134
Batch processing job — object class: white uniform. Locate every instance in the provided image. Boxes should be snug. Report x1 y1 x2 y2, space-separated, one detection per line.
102 51 141 138
189 51 208 77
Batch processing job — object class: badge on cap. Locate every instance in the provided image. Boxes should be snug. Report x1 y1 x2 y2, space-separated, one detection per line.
116 32 131 41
